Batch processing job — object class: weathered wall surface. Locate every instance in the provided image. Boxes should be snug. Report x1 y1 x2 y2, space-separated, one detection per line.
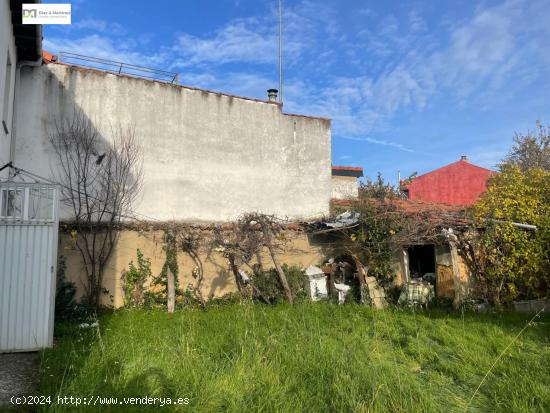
434 244 471 299
0 2 17 179
331 175 359 199
14 64 331 221
391 244 471 297
59 229 325 308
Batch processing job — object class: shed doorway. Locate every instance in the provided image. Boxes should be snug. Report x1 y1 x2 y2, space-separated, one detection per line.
407 244 436 280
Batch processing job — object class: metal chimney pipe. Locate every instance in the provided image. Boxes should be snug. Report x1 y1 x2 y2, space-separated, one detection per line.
267 89 278 102
460 155 468 162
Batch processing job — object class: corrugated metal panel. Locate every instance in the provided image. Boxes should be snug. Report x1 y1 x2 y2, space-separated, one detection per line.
0 182 58 352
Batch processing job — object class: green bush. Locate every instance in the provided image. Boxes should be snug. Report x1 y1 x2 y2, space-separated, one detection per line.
54 256 77 320
251 264 309 303
122 249 152 307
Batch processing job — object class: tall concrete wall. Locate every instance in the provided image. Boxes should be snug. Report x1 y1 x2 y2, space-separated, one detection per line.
0 2 17 179
14 64 331 222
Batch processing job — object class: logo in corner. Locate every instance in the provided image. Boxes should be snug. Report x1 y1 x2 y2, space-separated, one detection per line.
22 4 71 25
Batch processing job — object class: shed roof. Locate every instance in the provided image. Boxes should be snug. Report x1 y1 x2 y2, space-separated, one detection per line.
332 166 364 177
401 158 494 206
402 159 493 185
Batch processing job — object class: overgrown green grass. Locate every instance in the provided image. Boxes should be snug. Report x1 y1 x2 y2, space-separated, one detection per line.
39 304 550 412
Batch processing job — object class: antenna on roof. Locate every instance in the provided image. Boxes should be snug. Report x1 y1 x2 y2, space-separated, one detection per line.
278 0 283 104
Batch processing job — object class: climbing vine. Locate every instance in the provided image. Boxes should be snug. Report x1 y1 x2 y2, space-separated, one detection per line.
122 249 152 307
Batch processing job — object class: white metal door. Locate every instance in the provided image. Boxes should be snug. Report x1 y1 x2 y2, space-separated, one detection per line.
0 182 59 352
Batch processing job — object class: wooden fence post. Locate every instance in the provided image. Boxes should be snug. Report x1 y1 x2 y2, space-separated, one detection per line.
167 267 175 313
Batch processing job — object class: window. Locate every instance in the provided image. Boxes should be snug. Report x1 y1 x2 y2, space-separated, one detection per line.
0 186 55 221
28 187 55 220
0 188 24 218
2 51 12 134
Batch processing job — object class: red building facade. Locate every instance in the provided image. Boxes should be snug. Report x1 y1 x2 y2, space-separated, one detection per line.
402 157 494 206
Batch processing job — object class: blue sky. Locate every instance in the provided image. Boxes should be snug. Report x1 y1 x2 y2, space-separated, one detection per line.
42 0 550 183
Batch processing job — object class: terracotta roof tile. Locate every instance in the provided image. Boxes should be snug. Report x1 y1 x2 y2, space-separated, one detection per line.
42 50 57 64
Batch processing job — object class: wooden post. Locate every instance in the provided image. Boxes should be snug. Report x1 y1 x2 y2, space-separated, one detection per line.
326 263 337 300
268 246 293 304
449 241 461 309
229 255 243 292
353 257 367 304
167 267 175 313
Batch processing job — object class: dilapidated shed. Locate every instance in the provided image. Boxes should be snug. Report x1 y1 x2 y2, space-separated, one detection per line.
313 199 472 301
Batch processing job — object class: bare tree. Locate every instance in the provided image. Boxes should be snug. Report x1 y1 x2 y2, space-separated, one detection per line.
50 110 143 308
211 213 291 304
178 228 206 307
237 213 293 303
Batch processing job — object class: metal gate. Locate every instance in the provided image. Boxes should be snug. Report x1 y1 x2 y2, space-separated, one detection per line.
0 181 59 352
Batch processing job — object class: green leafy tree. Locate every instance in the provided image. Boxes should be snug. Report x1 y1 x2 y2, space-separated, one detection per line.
469 164 550 304
349 174 408 287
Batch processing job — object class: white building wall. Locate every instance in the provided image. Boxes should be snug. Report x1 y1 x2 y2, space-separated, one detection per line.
331 175 359 199
14 64 332 222
0 2 17 179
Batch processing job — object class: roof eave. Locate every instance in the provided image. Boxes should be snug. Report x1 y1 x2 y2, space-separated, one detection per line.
10 0 42 62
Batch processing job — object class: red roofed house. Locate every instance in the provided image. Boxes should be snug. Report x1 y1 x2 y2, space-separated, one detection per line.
401 156 494 206
331 166 364 199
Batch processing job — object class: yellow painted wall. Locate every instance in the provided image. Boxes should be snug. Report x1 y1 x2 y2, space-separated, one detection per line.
59 229 472 307
59 229 325 307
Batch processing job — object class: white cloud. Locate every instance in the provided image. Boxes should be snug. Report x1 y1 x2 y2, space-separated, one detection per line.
72 18 126 35
43 34 166 68
283 0 550 143
338 136 415 153
173 19 280 67
182 71 275 99
41 0 550 156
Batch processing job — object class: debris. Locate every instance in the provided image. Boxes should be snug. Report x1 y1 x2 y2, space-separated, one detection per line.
333 283 351 304
398 281 434 308
78 321 99 329
325 211 360 229
422 272 436 283
237 269 271 305
365 276 388 309
305 266 328 301
238 269 250 283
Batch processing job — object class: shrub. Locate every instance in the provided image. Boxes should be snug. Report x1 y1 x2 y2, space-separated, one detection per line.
55 256 77 320
468 164 550 304
122 249 152 307
251 265 308 303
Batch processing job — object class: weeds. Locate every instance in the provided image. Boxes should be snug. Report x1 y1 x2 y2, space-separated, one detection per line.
40 304 550 412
